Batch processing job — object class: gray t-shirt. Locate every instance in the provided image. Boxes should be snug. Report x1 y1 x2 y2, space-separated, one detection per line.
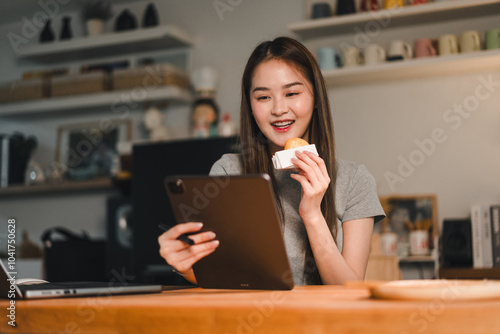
209 153 385 285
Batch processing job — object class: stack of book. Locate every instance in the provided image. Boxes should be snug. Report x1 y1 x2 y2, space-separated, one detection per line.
471 204 500 268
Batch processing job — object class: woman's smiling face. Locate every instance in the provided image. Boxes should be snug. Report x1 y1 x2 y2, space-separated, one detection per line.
250 59 315 154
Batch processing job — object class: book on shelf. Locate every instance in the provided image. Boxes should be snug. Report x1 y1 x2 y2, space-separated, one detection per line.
491 205 500 267
0 135 9 188
471 203 499 268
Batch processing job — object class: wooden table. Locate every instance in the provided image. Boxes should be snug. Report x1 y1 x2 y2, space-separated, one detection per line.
2 285 499 334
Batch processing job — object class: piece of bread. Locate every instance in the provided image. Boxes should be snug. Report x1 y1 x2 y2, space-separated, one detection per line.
284 138 309 150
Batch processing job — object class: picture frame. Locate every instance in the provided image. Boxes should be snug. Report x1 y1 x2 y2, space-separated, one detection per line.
376 194 438 255
55 119 132 181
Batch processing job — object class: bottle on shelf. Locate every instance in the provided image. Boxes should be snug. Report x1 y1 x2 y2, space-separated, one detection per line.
60 16 73 40
143 3 159 27
40 19 55 43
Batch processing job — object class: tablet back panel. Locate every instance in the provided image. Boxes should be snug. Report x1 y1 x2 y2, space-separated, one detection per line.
165 175 294 290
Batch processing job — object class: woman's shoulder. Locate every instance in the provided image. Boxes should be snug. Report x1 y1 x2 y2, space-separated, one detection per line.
209 153 243 176
336 158 376 187
336 158 367 175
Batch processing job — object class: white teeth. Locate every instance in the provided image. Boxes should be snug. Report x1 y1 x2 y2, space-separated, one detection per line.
272 120 294 127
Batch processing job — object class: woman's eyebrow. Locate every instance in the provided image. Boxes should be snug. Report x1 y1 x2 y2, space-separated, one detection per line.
252 81 303 93
283 82 303 89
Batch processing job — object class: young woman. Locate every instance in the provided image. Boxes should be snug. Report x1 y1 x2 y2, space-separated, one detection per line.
158 37 385 285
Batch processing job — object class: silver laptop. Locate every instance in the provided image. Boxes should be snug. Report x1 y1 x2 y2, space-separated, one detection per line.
0 260 163 299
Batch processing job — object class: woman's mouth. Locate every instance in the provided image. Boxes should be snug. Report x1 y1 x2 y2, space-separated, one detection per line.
271 120 295 132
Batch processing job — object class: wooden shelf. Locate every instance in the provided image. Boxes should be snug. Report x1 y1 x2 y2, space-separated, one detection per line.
322 49 500 86
399 255 435 263
288 0 500 39
439 267 500 279
17 25 195 62
0 178 114 197
0 86 192 117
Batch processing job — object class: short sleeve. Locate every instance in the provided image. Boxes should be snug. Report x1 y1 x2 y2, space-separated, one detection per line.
341 164 385 224
209 153 243 176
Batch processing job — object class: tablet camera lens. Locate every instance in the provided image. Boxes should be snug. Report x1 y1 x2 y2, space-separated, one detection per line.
168 179 185 194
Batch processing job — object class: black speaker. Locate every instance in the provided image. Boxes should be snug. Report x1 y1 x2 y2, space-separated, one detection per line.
131 136 239 284
440 218 473 268
106 196 135 280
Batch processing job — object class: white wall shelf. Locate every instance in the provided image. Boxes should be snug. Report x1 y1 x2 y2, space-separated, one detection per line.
322 49 500 86
0 178 113 197
17 25 195 62
0 86 192 117
289 0 500 39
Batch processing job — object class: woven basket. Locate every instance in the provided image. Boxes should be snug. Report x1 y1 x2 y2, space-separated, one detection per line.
112 64 190 91
0 79 48 103
51 72 110 97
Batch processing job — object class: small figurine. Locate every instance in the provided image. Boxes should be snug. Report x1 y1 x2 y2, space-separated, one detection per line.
190 67 220 138
144 102 170 141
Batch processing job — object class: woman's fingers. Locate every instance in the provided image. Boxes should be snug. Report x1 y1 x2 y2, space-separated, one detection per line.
163 239 220 272
174 246 219 273
188 231 217 244
158 222 203 242
292 151 327 186
158 221 219 274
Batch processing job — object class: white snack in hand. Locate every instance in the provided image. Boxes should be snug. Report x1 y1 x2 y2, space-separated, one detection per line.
272 144 318 170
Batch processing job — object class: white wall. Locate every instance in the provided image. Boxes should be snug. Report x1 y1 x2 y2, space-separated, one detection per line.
0 0 499 250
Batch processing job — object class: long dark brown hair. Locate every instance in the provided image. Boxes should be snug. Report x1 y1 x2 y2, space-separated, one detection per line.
239 37 337 283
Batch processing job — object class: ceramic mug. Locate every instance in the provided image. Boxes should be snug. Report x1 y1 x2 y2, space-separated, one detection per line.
384 0 404 9
414 38 436 58
438 34 459 55
336 0 356 15
361 0 380 12
342 46 363 67
364 44 386 65
317 47 343 70
460 30 481 53
485 28 500 50
311 2 332 19
387 40 413 60
410 230 429 256
380 232 397 255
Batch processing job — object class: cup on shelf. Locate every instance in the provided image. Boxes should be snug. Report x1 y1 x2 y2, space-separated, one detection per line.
384 0 404 10
364 44 386 65
460 30 481 53
485 28 500 50
380 232 398 255
317 46 343 70
361 0 381 12
336 0 356 16
414 38 436 58
342 46 363 67
409 230 429 256
387 40 413 61
438 34 459 56
311 2 332 19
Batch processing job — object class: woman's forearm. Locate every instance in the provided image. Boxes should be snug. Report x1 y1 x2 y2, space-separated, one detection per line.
303 215 365 285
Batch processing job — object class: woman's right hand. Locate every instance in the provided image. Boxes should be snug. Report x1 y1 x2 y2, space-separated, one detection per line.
158 222 219 284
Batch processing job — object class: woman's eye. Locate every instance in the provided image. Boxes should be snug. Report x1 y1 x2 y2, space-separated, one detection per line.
286 92 299 97
257 96 269 101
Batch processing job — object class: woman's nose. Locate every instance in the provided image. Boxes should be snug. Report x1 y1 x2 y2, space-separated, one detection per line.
272 97 288 116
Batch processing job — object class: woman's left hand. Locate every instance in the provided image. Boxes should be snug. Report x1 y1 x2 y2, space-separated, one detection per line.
290 151 330 223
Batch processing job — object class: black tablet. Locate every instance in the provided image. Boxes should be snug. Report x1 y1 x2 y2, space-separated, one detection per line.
164 174 294 290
